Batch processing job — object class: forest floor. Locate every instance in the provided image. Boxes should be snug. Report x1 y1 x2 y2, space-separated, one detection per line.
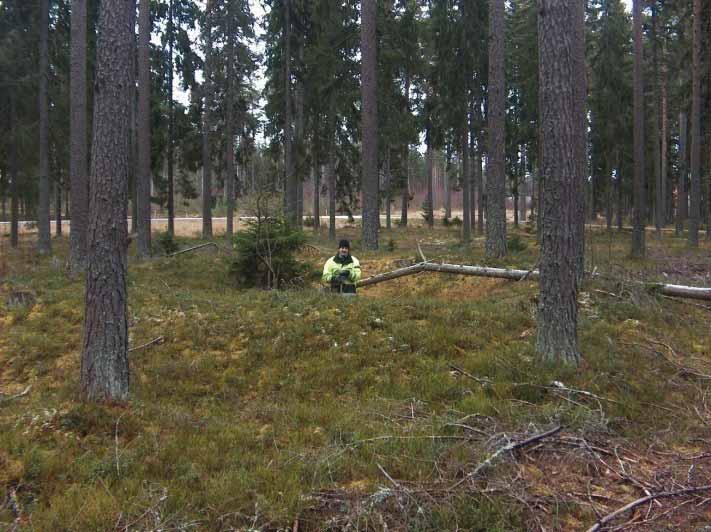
1 223 711 531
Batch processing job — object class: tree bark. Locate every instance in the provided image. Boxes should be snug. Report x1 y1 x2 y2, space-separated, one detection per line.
284 0 296 226
167 0 175 236
38 0 52 255
572 0 586 286
224 4 236 238
327 149 336 241
55 178 63 236
361 0 379 250
651 6 663 237
426 140 434 229
486 0 507 258
660 45 669 226
461 127 472 242
401 73 410 227
688 0 701 247
676 113 688 236
385 150 392 229
10 96 19 249
313 163 320 231
631 0 646 257
201 1 213 238
69 0 89 266
137 0 152 257
536 0 582 366
81 0 132 402
476 153 484 235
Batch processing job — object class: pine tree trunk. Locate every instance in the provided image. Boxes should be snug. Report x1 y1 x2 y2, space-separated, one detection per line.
55 178 63 236
201 1 213 238
689 0 701 248
137 0 152 257
519 146 527 224
631 0 646 257
81 0 132 402
295 46 305 228
361 0 379 249
426 141 434 229
536 0 581 366
38 0 52 255
401 73 410 227
284 0 297 226
128 1 137 237
660 45 669 226
677 111 688 236
385 150 392 230
444 161 452 220
69 0 89 266
461 128 471 242
652 7 663 237
167 0 175 236
313 163 320 231
476 153 484 235
485 0 507 258
327 149 336 241
573 0 586 286
224 6 236 238
10 97 19 249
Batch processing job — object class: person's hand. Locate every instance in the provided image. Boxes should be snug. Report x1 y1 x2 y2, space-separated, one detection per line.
337 270 351 282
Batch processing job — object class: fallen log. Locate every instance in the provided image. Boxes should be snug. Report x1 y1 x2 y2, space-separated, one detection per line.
356 261 711 301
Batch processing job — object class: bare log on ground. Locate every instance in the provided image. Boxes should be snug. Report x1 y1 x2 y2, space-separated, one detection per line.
586 484 711 532
356 261 711 301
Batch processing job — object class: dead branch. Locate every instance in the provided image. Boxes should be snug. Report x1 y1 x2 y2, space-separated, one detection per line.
0 385 31 404
167 242 219 257
449 425 562 490
448 364 493 386
128 336 165 352
585 484 711 532
356 261 711 301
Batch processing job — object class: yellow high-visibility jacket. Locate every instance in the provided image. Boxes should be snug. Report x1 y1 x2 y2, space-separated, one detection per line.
322 254 362 286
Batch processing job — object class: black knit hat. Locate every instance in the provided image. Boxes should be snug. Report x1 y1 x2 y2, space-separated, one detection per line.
338 239 350 249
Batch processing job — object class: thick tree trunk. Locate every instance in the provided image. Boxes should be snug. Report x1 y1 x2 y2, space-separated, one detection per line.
573 0 586 286
38 0 52 254
167 0 175 236
486 0 507 258
361 0 379 250
81 0 132 402
137 0 152 257
689 0 701 248
536 0 582 366
69 0 89 266
201 1 213 238
631 0 646 257
128 1 137 237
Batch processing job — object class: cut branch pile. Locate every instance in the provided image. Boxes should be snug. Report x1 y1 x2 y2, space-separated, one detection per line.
356 261 711 301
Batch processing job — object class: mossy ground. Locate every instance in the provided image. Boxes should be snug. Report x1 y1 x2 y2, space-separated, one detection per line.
1 223 710 531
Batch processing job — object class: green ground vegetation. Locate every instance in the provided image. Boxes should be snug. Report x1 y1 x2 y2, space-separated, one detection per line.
1 224 710 530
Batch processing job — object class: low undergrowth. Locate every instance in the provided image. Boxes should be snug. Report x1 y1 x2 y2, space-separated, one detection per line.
1 226 710 530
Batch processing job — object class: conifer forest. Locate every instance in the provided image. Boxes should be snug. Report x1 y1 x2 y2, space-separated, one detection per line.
2 0 711 529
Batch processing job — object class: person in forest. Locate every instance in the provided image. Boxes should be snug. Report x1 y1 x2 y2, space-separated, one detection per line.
322 239 362 294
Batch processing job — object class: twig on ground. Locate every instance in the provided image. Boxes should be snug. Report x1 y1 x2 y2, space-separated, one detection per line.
0 385 31 404
129 336 165 353
449 425 562 490
416 242 428 263
585 484 711 532
167 242 220 257
447 364 492 386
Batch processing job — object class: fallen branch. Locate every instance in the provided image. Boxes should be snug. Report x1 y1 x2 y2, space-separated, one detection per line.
129 336 165 353
167 242 219 257
448 363 492 386
0 385 31 404
356 261 711 301
586 484 711 532
449 425 562 490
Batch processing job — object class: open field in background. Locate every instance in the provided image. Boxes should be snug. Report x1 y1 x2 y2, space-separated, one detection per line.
1 225 711 530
